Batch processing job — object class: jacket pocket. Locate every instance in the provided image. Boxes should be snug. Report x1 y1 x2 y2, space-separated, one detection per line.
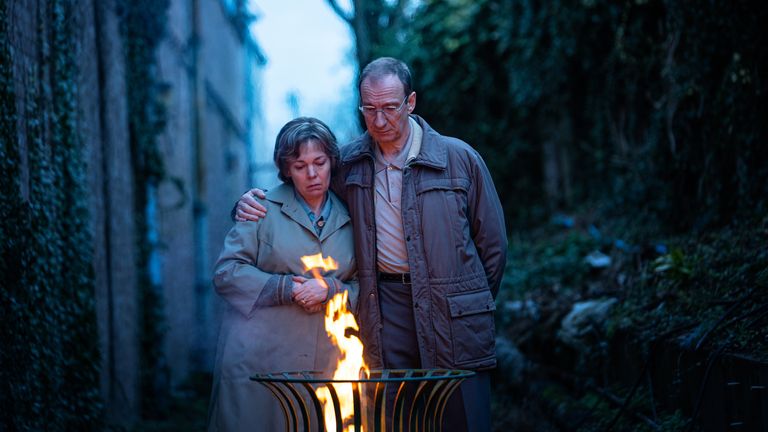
415 177 470 195
344 172 371 188
446 289 496 366
415 178 471 277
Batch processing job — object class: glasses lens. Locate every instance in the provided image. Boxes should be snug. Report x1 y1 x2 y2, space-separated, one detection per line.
359 95 408 118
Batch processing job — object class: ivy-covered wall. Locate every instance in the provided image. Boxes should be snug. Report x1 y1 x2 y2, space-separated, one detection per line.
117 0 172 419
1 0 173 427
1 0 102 429
2 0 265 428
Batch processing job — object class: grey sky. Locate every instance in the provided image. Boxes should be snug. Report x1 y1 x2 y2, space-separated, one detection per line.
252 0 359 188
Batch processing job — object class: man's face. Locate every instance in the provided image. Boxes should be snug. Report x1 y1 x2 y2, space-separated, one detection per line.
359 74 415 149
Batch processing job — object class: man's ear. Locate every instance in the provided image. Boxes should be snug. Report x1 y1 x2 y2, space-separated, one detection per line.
407 92 416 113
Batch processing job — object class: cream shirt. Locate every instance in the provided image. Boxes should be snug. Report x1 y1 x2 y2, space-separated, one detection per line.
373 117 423 273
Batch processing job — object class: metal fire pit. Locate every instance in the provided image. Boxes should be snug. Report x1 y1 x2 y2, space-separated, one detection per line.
251 368 475 432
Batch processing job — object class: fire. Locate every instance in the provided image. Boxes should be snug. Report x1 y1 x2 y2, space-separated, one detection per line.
301 253 369 431
301 253 339 276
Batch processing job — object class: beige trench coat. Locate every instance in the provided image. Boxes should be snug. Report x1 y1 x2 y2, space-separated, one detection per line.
208 183 358 432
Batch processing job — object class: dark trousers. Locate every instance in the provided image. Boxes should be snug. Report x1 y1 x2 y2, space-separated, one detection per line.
378 279 491 432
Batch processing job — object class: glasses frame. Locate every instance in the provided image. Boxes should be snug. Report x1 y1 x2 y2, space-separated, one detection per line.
358 93 410 118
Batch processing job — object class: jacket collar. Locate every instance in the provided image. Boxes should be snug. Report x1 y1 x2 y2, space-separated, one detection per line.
341 115 447 171
266 183 350 241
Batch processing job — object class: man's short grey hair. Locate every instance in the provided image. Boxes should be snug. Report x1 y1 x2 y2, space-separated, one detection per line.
273 117 339 184
358 57 413 98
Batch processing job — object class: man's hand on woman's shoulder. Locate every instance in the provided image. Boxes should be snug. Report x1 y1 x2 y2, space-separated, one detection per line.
233 188 268 222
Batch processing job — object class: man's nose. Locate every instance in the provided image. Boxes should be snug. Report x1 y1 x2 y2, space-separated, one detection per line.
373 111 388 126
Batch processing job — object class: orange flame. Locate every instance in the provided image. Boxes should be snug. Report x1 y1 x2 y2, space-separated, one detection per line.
301 253 369 431
301 253 339 277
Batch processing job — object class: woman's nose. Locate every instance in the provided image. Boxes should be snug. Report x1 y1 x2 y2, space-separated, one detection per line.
307 165 317 177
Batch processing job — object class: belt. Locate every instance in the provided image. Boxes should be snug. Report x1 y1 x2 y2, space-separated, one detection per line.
378 272 411 283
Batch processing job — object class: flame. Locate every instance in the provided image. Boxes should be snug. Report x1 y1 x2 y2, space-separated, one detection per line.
301 253 369 431
301 253 339 276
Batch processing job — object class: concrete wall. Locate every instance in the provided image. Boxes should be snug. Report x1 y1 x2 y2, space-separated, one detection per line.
88 0 142 423
6 0 265 426
155 0 198 390
156 0 266 383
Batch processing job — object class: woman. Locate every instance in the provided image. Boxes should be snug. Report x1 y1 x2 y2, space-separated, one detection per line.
208 117 357 432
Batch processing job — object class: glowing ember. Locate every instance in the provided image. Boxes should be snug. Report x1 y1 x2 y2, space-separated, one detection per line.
301 253 369 431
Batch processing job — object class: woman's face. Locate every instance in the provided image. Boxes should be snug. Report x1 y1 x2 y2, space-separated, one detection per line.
286 139 331 204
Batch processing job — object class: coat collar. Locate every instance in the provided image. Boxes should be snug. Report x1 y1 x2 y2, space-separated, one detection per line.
266 183 350 241
341 115 447 171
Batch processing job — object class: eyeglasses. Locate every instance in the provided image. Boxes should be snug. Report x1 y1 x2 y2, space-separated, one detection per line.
358 94 410 118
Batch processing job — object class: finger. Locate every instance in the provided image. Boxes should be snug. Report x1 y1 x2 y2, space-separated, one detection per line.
308 279 327 291
300 299 320 312
292 276 308 283
236 208 261 222
292 286 306 300
242 193 268 214
306 282 329 299
248 188 267 199
238 205 265 219
238 192 267 216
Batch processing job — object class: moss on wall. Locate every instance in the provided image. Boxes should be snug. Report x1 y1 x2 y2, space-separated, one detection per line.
117 0 172 418
1 0 102 429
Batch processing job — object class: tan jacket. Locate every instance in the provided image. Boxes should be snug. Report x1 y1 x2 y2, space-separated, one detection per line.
208 183 357 432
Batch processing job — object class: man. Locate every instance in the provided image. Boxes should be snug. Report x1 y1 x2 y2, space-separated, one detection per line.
235 57 507 431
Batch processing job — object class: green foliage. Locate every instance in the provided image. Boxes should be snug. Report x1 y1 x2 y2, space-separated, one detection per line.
495 212 766 428
369 2 768 427
652 248 692 283
395 0 768 231
117 0 172 418
1 0 102 429
503 228 598 299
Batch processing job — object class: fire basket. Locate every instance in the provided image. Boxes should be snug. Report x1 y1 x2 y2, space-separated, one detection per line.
251 368 475 432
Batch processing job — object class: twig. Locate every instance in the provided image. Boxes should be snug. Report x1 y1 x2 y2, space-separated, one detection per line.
694 293 751 351
746 304 768 329
593 386 659 430
603 339 658 431
646 367 658 422
686 340 731 432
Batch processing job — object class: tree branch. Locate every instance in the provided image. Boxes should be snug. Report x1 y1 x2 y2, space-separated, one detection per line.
325 0 353 24
387 0 408 29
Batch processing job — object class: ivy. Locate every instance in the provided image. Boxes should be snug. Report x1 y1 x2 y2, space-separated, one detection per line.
3 0 176 426
117 0 172 418
399 0 768 232
1 0 101 430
